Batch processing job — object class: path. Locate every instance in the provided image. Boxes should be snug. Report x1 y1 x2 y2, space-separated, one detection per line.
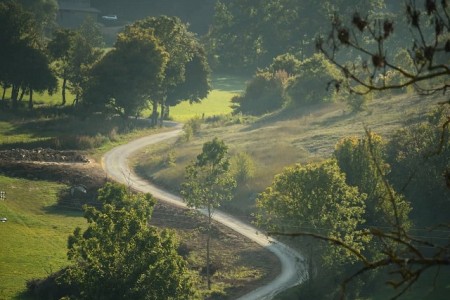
102 122 307 299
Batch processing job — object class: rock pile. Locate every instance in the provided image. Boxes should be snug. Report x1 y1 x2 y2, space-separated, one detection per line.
0 148 89 163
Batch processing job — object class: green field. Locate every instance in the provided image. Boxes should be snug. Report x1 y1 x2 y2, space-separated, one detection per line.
0 176 85 300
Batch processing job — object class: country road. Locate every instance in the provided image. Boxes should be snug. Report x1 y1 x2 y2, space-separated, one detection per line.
102 122 307 299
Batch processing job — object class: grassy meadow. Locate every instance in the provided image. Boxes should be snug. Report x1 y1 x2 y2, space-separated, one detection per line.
133 92 442 216
0 176 85 300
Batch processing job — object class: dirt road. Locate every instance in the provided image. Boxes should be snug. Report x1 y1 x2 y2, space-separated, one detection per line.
102 122 307 299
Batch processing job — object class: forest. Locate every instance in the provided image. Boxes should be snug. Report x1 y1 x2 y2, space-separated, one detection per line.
0 0 449 299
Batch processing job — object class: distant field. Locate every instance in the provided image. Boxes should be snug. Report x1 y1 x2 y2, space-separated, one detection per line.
0 176 85 299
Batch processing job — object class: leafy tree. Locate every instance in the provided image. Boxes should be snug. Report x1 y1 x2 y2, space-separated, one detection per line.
17 0 58 37
256 160 368 267
19 44 58 109
286 53 344 105
83 27 168 117
66 34 102 106
387 106 450 225
232 70 288 115
334 133 411 229
268 53 302 75
79 15 105 48
47 29 77 105
62 182 197 299
181 138 236 289
130 16 211 126
0 1 57 110
207 0 385 71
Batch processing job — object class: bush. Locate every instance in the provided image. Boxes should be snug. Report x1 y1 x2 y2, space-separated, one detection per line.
287 53 343 105
232 70 288 115
183 116 203 141
230 152 255 185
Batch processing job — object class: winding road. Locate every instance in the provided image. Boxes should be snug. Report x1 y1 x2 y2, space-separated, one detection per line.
102 122 307 299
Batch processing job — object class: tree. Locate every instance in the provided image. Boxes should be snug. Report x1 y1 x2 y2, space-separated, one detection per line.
232 70 288 115
316 0 449 95
255 160 367 273
0 1 41 110
181 138 236 289
19 44 57 109
66 34 102 106
130 16 211 126
83 26 168 117
17 0 58 37
47 29 77 105
286 53 344 105
334 132 411 229
62 182 197 299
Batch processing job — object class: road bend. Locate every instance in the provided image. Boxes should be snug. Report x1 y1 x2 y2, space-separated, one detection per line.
102 122 307 299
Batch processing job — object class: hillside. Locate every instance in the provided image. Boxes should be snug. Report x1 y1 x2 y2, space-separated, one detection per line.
134 92 443 216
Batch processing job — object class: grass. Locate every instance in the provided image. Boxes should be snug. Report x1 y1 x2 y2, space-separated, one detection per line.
133 92 442 217
0 175 85 300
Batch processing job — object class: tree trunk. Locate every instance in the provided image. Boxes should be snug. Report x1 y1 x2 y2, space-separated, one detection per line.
11 85 19 110
61 77 67 106
1 85 6 100
19 87 26 101
159 96 167 127
151 101 158 127
28 89 33 109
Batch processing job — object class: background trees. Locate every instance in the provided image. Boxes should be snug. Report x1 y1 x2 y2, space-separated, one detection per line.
316 0 449 95
181 138 236 289
63 182 197 299
0 1 57 110
129 16 211 126
83 27 168 118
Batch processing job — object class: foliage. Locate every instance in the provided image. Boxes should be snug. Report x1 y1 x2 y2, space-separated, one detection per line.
206 0 385 71
62 182 198 299
230 152 255 185
387 106 450 225
256 159 368 266
286 53 344 105
334 133 411 229
181 138 236 289
268 53 302 75
0 1 56 110
183 116 203 141
232 70 288 115
316 0 450 95
82 26 168 118
130 16 211 126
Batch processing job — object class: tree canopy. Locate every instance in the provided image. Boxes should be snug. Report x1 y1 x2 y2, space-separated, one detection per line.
83 26 168 117
129 16 211 126
62 182 197 299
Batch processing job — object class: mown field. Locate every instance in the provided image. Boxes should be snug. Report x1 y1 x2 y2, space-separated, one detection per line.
0 176 86 300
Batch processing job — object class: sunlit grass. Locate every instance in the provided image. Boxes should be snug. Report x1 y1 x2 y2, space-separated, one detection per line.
169 90 236 122
0 176 86 299
133 92 441 217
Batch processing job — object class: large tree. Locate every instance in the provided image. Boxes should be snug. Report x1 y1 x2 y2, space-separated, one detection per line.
62 182 197 299
0 1 56 110
129 16 211 126
83 26 168 117
181 138 236 290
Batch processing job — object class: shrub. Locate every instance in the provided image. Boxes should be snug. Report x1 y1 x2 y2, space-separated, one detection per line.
287 53 343 105
230 152 255 185
232 70 288 115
